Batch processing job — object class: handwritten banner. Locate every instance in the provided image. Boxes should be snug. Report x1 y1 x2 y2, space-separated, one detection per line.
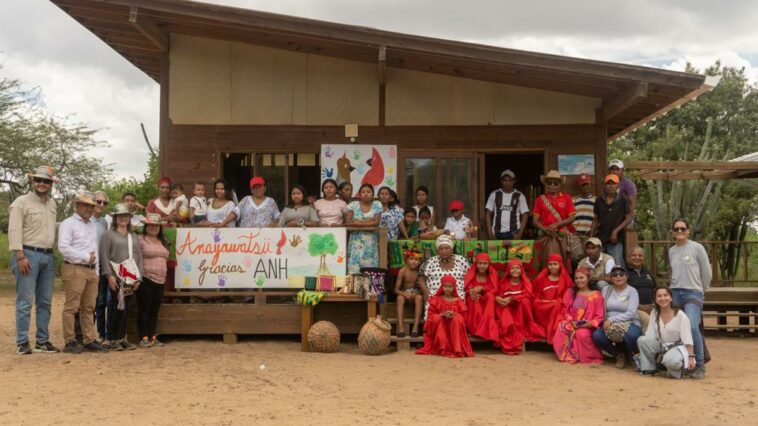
175 228 347 289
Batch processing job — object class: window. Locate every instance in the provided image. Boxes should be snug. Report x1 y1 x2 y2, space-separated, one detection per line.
222 152 320 206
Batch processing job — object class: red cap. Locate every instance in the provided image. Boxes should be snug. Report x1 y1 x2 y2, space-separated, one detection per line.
249 176 266 188
448 200 464 211
577 174 592 185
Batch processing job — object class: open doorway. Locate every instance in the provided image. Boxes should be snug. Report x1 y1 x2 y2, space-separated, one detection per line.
480 152 545 238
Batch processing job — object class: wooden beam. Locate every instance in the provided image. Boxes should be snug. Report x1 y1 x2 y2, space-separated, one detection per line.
594 108 608 189
129 7 169 52
603 81 648 119
378 46 386 126
626 161 758 171
159 49 171 176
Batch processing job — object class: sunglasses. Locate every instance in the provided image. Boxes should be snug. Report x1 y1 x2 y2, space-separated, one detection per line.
610 271 626 277
545 180 561 186
33 178 52 184
672 227 688 232
96 200 109 206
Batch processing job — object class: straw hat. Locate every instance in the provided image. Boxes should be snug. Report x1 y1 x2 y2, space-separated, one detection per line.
109 203 132 216
540 170 566 185
141 212 167 225
73 190 97 206
28 165 57 181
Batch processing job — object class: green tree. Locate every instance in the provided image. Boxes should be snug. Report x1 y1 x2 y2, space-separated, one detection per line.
308 233 339 275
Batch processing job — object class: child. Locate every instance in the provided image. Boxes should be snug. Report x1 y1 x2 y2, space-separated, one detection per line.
170 183 189 223
463 253 499 343
443 200 473 239
412 186 435 224
398 208 419 239
394 250 424 337
495 259 544 355
190 182 208 225
416 275 474 358
417 207 442 240
532 253 571 345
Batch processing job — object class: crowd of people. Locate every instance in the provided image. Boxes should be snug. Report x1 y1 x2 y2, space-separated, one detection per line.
8 162 711 379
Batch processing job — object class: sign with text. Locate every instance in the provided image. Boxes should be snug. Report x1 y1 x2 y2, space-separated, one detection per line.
175 228 347 289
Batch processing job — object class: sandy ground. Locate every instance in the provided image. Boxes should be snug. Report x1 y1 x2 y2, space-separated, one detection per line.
1 281 757 426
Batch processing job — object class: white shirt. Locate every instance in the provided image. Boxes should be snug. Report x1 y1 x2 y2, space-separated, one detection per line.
58 213 99 274
174 194 188 209
191 196 208 216
444 215 471 239
485 189 529 233
105 214 145 231
207 199 236 227
645 309 694 368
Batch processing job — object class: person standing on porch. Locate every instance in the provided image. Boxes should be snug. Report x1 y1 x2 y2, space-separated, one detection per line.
668 218 711 379
532 170 576 270
485 169 529 240
8 165 60 355
220 176 280 228
591 174 632 268
608 159 637 226
58 191 108 354
572 174 596 241
146 177 178 224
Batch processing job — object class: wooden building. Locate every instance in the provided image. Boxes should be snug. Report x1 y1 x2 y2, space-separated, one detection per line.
51 0 714 230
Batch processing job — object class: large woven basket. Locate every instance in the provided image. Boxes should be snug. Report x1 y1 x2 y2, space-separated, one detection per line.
308 321 340 353
358 316 392 356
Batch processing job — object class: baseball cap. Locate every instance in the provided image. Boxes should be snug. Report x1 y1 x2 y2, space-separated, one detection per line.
249 176 266 187
610 265 627 275
604 174 620 184
577 174 592 185
500 170 516 179
609 159 624 170
585 237 603 248
448 200 464 211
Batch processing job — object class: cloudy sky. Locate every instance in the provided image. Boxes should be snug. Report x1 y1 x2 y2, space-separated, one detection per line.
2 0 757 178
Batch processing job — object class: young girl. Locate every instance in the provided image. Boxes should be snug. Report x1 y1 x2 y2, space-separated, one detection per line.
398 208 419 239
412 186 435 224
532 253 571 344
417 207 442 240
338 181 354 202
346 184 383 273
553 268 605 364
394 250 424 337
416 275 474 358
463 253 499 343
495 259 544 355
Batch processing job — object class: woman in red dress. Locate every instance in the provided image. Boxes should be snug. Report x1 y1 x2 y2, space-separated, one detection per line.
532 253 571 344
553 267 605 364
463 253 499 343
416 275 474 358
495 259 544 355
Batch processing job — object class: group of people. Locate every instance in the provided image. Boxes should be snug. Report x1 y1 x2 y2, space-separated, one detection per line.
401 222 710 380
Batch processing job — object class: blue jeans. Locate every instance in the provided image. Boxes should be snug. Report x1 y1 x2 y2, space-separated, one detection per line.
671 288 705 365
495 231 516 240
592 323 642 357
95 275 116 340
604 242 625 268
11 250 56 345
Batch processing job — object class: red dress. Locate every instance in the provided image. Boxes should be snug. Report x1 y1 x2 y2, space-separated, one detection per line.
416 286 474 358
463 254 499 343
531 254 571 345
495 260 545 355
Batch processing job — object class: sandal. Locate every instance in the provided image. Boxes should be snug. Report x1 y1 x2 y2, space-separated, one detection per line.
410 330 419 338
397 331 406 338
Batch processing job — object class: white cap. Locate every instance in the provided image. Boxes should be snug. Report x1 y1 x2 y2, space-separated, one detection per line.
500 169 515 179
609 159 624 170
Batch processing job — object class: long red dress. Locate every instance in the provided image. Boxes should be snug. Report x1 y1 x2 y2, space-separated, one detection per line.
463 253 499 343
416 284 474 358
532 254 571 344
495 260 545 355
553 289 605 364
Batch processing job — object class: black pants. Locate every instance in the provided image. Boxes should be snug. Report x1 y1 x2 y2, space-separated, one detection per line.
109 288 133 341
136 278 164 338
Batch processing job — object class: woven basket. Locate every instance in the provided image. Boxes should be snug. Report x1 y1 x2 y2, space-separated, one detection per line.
358 316 392 356
307 321 340 353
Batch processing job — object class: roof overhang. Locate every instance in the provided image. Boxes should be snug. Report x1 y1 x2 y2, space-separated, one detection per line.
50 0 712 140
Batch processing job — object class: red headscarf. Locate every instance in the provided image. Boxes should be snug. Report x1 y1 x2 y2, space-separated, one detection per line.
157 176 172 187
434 275 462 298
534 253 572 296
464 253 499 291
501 259 535 297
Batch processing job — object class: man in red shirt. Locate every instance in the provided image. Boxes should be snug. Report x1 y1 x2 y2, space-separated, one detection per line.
532 170 576 269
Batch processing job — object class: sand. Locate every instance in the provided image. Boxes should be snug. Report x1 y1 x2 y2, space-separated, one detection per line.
1 284 757 426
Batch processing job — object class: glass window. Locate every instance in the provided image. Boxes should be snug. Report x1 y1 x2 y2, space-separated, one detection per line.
404 158 437 210
440 158 473 220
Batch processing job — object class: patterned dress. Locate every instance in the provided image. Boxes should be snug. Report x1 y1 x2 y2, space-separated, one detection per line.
380 205 404 240
419 255 470 316
347 200 383 274
233 196 280 228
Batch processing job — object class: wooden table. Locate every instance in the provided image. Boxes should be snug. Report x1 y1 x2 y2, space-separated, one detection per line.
301 293 378 352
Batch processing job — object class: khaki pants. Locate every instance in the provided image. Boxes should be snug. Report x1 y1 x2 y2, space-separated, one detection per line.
62 264 99 344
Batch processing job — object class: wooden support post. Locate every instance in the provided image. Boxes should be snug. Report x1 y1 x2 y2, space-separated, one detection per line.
378 46 386 127
129 7 169 52
603 81 649 119
594 108 608 191
711 242 720 287
255 291 266 305
396 339 410 351
367 297 377 320
301 304 313 352
223 333 237 344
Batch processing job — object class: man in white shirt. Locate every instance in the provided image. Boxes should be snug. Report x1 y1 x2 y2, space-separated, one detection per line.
485 169 530 240
58 191 108 354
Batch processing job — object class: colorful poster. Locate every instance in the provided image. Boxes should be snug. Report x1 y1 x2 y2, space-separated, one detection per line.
320 144 397 197
175 228 347 289
558 154 595 175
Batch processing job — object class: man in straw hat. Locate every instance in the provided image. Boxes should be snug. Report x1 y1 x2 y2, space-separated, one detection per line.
532 170 576 269
58 191 109 353
8 166 60 354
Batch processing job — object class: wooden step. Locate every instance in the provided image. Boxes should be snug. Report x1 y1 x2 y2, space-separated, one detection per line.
391 335 487 351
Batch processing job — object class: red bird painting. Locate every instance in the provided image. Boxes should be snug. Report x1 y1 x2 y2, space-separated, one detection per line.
276 231 287 255
361 147 385 187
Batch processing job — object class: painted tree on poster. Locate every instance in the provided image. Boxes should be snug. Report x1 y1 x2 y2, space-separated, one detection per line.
308 233 339 276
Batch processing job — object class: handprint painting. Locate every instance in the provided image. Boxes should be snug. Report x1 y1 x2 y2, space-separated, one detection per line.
320 145 397 197
175 228 347 288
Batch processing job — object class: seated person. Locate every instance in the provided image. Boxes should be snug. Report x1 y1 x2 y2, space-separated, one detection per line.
444 200 473 239
495 260 544 355
591 266 641 369
637 286 696 379
463 253 499 343
553 268 605 364
532 254 571 345
394 251 424 338
416 275 474 358
577 237 615 289
626 245 656 332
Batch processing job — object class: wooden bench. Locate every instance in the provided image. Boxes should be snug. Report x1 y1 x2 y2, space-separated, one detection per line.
300 293 378 352
703 288 758 332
